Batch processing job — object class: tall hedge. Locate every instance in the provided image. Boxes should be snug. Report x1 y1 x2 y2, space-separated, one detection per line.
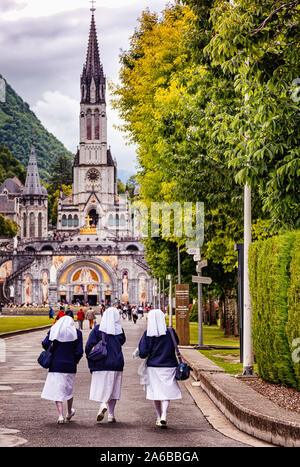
287 231 300 386
249 231 299 390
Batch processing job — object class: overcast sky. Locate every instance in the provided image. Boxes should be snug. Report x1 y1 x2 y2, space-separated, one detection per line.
0 0 169 175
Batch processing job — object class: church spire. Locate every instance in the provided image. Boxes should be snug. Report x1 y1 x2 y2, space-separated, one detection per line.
23 143 43 196
81 6 105 104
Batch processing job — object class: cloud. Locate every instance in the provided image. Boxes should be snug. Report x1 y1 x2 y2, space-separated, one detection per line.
32 91 79 152
0 0 27 13
0 1 168 175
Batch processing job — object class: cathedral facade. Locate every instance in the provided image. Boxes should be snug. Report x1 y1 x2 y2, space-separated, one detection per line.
0 10 153 308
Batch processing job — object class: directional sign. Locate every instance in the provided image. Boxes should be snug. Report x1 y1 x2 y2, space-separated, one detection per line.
197 260 207 271
193 254 201 262
187 248 201 256
192 275 212 285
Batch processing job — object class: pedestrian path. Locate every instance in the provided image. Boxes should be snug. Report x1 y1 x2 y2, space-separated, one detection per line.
0 316 250 447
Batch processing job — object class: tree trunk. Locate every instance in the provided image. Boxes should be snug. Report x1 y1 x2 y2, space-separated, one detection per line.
219 296 225 330
224 288 239 337
208 293 217 325
203 302 209 325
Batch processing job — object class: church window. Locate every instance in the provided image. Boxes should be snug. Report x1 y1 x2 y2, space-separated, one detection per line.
94 110 100 140
23 213 27 238
62 215 67 227
68 215 73 227
29 212 35 238
87 110 92 140
38 213 42 237
120 215 126 226
108 214 113 226
74 215 79 227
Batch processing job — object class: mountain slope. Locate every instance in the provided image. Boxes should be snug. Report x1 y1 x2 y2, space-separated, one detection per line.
0 75 74 181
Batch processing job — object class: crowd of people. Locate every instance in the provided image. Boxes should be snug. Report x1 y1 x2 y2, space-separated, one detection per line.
48 302 168 329
40 305 181 429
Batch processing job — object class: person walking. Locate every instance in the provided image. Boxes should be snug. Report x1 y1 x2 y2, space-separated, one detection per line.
132 306 138 324
54 307 65 323
122 305 127 320
65 307 74 319
48 307 54 320
40 315 83 424
77 308 85 330
85 307 126 423
138 305 144 319
86 307 96 329
136 309 182 429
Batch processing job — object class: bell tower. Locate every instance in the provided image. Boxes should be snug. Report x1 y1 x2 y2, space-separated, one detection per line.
66 3 117 231
72 5 111 206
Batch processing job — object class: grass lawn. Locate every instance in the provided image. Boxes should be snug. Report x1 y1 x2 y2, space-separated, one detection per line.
0 316 53 334
170 318 247 375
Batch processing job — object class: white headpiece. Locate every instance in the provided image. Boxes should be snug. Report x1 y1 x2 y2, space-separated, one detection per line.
99 307 123 335
49 315 77 342
146 309 167 337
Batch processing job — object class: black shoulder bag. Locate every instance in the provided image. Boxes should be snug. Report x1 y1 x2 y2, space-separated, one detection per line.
168 327 192 381
88 331 108 361
37 341 54 369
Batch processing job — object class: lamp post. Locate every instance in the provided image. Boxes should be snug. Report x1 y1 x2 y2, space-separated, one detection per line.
177 245 181 284
243 182 254 375
158 278 161 309
166 274 172 327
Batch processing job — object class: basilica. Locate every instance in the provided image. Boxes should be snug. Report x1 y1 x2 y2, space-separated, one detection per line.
0 9 153 308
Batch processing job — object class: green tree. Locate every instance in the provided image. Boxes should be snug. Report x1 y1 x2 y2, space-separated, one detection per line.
48 185 72 227
0 145 26 185
194 0 300 230
49 154 73 189
112 0 299 332
0 214 18 238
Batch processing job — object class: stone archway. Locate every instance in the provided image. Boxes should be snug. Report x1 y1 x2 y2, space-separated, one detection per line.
56 257 118 306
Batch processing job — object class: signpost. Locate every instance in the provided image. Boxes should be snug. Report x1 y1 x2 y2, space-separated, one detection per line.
175 284 190 345
191 252 212 346
187 248 201 256
192 276 212 285
196 260 207 271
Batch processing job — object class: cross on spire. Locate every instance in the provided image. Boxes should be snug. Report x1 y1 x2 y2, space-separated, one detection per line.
90 0 96 13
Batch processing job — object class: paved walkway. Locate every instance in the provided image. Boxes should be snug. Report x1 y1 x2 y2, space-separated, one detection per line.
0 317 252 448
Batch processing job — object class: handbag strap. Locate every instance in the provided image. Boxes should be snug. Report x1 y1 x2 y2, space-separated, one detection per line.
100 331 106 344
168 327 182 364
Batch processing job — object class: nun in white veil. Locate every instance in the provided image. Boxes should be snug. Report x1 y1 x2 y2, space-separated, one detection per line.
41 315 83 424
137 309 182 428
85 307 126 423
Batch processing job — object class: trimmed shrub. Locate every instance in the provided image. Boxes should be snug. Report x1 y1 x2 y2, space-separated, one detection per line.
249 231 299 390
287 231 300 386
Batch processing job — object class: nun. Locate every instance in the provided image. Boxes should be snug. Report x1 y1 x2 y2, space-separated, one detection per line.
137 309 182 428
85 307 126 423
41 315 83 424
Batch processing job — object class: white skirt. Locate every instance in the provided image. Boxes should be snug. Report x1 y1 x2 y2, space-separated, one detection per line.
41 372 75 402
145 367 182 401
89 371 122 402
